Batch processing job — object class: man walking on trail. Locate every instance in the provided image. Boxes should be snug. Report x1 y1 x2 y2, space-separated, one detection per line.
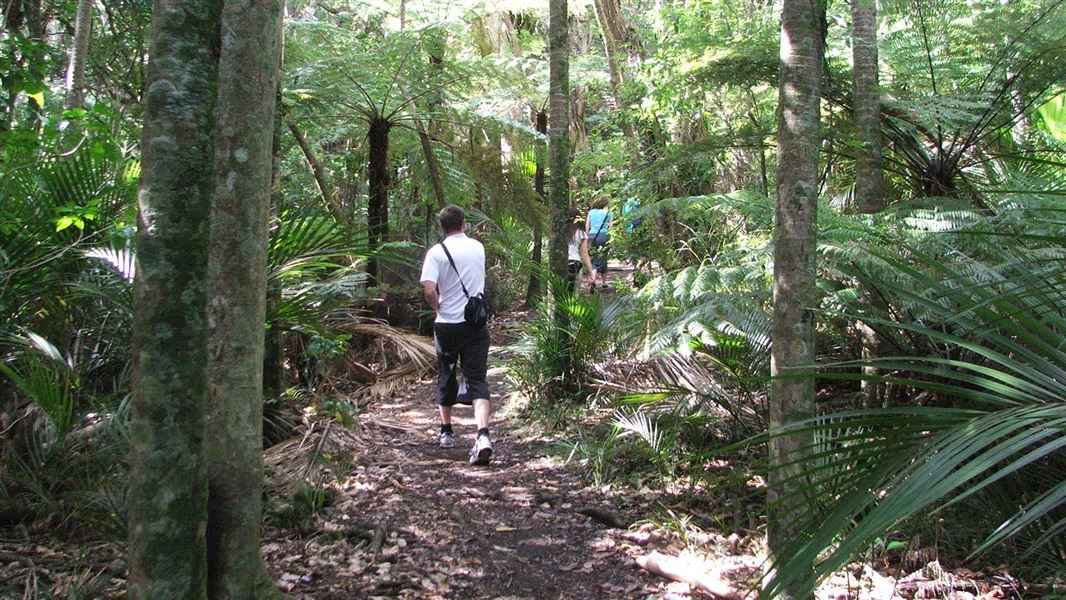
420 204 493 466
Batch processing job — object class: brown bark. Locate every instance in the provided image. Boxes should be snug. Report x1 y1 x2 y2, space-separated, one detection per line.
367 117 391 285
525 109 547 305
416 120 446 209
591 0 636 139
128 0 221 596
289 122 344 222
548 0 570 287
570 86 588 154
769 0 824 597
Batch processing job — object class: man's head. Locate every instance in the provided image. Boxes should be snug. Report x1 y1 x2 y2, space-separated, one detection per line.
439 204 465 234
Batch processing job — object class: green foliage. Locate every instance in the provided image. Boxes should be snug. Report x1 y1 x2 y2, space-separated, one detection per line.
507 278 637 425
760 204 1066 597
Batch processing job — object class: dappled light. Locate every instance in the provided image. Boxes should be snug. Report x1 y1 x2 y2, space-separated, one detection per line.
2 0 1064 597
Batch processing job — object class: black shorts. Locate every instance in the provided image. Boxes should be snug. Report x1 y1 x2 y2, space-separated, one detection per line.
433 322 491 406
590 233 609 272
567 260 582 291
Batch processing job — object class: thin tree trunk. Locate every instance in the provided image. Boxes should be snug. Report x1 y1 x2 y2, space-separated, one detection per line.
526 109 547 305
592 0 636 139
416 120 446 208
289 122 344 222
128 0 220 596
851 0 887 407
769 0 823 597
851 0 884 212
204 0 282 595
548 0 570 288
264 28 286 404
367 117 391 285
401 1 445 211
64 0 92 109
23 0 43 38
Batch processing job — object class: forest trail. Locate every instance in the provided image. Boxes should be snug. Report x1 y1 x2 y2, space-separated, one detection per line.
262 270 700 599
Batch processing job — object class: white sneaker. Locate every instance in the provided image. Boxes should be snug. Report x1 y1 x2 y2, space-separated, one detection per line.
438 430 456 448
469 433 492 465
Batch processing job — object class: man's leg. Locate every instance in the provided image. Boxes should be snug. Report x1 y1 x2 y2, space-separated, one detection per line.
460 325 493 465
434 325 460 448
472 398 489 430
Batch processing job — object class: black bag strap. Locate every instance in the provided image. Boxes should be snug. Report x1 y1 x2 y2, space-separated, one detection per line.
439 241 471 299
591 209 608 239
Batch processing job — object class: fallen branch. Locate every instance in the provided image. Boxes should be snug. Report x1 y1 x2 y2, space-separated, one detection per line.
636 552 743 600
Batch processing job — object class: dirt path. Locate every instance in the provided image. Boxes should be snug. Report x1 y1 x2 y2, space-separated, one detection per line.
262 314 681 599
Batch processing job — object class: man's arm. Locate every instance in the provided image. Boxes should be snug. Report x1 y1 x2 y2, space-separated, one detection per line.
423 282 440 313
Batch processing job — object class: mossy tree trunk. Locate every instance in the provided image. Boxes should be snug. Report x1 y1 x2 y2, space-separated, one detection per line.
204 0 283 596
128 0 221 596
769 0 823 597
547 0 570 287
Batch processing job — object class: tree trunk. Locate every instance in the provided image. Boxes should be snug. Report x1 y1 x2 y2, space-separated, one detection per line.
548 0 570 288
204 0 282 596
264 39 286 405
416 120 446 209
64 0 93 109
367 117 391 285
851 0 888 408
289 122 344 222
769 0 823 597
591 0 636 139
128 0 221 596
851 0 884 213
525 109 547 305
570 86 588 153
22 0 43 39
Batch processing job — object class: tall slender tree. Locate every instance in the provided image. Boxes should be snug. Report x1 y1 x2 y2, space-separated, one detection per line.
128 0 220 596
547 0 570 288
769 0 823 597
851 0 888 407
64 0 93 109
851 0 884 212
204 0 283 595
526 108 548 305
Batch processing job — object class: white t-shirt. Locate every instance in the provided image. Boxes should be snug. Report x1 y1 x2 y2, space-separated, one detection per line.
420 233 486 324
568 229 587 261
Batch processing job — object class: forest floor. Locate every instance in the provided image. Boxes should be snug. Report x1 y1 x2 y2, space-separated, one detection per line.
0 264 1045 599
259 264 760 599
261 365 710 599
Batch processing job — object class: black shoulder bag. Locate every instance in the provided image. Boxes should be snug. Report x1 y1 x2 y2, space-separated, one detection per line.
440 242 490 328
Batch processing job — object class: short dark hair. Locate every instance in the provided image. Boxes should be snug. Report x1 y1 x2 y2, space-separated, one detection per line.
439 204 465 233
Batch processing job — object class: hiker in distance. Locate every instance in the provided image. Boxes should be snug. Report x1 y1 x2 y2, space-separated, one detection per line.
420 204 493 466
